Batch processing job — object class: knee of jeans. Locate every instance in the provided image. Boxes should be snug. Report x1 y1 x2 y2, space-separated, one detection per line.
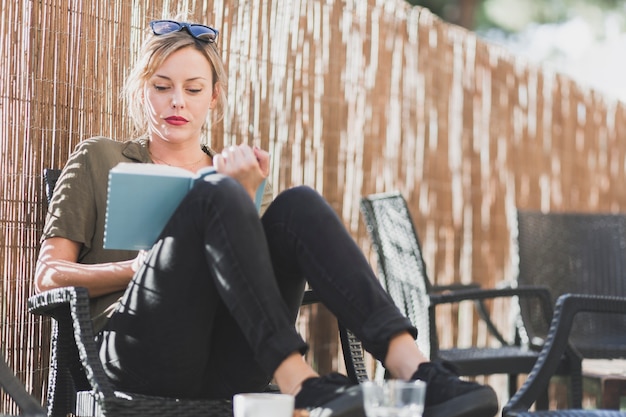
278 185 315 203
275 186 331 217
191 174 251 206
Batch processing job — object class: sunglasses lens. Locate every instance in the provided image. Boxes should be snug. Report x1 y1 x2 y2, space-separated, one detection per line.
151 20 182 35
189 25 218 42
150 20 218 43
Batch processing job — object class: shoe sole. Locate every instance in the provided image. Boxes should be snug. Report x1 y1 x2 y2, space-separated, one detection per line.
307 385 364 417
423 386 499 417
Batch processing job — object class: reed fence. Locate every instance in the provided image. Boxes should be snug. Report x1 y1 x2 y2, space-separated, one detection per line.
2 0 625 413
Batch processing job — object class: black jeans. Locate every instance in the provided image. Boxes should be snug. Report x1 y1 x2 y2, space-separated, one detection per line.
98 174 416 399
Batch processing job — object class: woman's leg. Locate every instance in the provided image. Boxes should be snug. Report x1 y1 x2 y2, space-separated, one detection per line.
98 175 307 399
262 186 417 364
263 187 499 417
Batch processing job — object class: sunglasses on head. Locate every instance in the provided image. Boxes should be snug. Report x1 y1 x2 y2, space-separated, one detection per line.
150 20 219 43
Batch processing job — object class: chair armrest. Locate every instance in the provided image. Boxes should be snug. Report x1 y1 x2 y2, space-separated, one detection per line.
428 285 553 315
28 287 116 400
431 282 481 293
427 286 553 355
430 282 514 344
29 286 89 316
503 294 626 416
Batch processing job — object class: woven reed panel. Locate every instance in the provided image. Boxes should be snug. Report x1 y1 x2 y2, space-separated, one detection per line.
2 0 626 412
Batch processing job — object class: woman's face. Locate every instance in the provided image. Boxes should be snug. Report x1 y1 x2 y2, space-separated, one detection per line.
144 46 217 144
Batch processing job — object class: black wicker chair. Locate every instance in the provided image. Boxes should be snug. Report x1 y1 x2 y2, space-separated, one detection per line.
28 168 368 417
516 210 626 360
0 352 46 417
359 192 574 403
503 294 626 417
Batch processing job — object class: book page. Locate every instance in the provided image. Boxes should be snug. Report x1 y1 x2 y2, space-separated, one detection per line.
110 162 195 178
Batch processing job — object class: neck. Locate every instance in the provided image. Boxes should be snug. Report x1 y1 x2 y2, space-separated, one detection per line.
147 141 209 169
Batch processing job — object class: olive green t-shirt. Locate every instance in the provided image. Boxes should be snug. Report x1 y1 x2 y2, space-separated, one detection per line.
42 136 273 332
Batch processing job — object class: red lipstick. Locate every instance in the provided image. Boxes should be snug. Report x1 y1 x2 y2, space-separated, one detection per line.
165 116 188 126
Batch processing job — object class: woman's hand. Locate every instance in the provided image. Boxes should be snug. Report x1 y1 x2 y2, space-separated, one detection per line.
213 144 269 200
131 250 149 273
253 146 270 177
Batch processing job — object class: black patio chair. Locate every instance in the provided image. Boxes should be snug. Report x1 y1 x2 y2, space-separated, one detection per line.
503 293 626 417
28 168 368 417
359 191 575 404
516 210 626 360
0 351 46 417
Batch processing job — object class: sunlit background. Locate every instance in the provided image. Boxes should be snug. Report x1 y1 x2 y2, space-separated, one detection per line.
407 0 626 102
3 1 626 413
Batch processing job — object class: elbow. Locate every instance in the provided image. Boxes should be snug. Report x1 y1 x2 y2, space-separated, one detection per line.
34 266 45 293
34 274 51 294
34 262 58 294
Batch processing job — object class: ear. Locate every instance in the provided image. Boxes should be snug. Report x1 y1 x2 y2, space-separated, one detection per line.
209 82 220 110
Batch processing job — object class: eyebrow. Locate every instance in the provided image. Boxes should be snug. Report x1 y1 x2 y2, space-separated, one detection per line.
152 74 209 82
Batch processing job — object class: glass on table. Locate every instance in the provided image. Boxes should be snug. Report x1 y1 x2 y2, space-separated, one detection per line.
362 379 426 417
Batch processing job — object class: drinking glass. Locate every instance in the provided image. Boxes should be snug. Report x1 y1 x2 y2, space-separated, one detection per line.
362 379 426 417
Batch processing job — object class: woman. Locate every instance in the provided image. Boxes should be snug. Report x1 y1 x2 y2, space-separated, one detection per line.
35 18 498 417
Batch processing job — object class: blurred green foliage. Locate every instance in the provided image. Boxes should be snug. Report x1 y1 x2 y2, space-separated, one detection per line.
406 0 624 32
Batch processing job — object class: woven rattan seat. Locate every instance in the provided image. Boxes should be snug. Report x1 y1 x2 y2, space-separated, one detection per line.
29 169 368 417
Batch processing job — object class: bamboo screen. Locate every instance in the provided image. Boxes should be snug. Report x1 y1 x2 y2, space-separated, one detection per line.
2 0 626 412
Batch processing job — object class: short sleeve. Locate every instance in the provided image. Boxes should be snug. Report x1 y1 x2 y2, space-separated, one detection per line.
42 141 98 248
41 137 139 264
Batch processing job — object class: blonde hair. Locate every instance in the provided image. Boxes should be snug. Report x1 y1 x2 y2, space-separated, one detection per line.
124 23 228 135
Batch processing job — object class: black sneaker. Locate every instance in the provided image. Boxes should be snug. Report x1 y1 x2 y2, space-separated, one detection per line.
412 361 498 417
294 373 363 417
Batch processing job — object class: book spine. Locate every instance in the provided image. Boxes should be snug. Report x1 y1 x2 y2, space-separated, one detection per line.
103 171 113 248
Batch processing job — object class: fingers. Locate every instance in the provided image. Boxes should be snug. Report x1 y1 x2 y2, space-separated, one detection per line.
215 144 265 175
213 153 224 171
253 146 271 176
224 145 255 166
131 250 148 273
214 144 269 200
213 146 240 173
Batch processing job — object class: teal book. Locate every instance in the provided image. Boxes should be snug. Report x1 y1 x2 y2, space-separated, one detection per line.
103 162 266 250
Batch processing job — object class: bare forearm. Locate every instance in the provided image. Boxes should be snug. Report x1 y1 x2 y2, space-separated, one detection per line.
35 258 134 297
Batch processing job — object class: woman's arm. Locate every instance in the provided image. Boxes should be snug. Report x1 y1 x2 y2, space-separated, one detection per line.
35 236 136 297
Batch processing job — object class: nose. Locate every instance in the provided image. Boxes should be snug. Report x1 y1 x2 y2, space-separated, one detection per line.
171 88 184 109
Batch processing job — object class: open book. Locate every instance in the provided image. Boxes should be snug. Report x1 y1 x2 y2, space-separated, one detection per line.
103 162 266 250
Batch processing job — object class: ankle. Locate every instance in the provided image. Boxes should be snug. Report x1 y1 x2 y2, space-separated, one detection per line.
274 352 318 395
384 332 428 380
287 380 305 396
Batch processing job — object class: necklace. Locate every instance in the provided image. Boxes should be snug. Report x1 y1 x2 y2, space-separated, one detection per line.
149 149 206 168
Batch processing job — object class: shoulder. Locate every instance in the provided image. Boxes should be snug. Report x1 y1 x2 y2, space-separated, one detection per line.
68 137 148 166
73 136 123 152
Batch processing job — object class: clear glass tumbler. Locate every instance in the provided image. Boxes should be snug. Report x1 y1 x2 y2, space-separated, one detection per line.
362 379 426 417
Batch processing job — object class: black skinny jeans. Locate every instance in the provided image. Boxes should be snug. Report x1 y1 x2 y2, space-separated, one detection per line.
98 174 416 399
